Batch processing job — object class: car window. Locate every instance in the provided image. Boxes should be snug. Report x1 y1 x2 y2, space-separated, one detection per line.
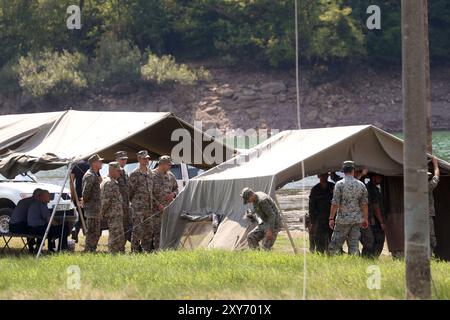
170 165 183 180
188 165 204 179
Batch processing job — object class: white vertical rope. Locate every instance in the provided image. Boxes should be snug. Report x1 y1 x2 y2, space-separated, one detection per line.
294 0 307 301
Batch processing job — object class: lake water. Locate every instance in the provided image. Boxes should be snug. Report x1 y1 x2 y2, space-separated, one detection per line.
34 131 450 189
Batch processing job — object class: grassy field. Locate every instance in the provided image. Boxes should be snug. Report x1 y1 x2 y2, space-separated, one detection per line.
0 233 449 300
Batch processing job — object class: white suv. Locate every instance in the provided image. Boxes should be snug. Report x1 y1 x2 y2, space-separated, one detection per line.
0 173 77 233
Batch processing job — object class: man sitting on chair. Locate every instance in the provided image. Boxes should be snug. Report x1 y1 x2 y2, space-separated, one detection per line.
9 188 43 253
27 189 69 252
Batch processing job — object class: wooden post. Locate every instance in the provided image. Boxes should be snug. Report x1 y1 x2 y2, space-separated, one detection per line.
70 178 87 235
274 197 298 255
402 0 431 299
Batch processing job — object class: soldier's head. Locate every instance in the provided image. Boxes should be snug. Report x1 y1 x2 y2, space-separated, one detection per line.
240 187 256 204
342 160 355 176
158 155 173 173
40 189 51 203
136 150 150 167
88 154 104 172
32 188 43 200
318 173 329 183
369 172 383 185
115 151 128 168
108 161 122 179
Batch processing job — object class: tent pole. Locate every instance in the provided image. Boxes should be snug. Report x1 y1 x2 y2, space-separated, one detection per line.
36 161 74 259
70 178 87 235
274 197 298 255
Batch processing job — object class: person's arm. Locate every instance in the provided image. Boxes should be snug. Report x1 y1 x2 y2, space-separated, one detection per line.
100 183 111 217
360 186 369 228
329 184 341 229
260 199 277 240
129 172 136 202
81 175 93 203
432 155 440 178
308 189 318 226
69 173 76 200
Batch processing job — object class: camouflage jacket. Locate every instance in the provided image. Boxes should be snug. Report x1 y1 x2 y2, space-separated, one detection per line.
252 191 282 231
100 177 123 219
117 169 130 209
129 167 153 211
429 175 439 216
82 169 102 216
332 175 368 224
151 169 179 210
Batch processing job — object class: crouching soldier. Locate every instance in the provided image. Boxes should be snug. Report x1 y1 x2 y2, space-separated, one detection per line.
240 187 281 250
100 162 125 253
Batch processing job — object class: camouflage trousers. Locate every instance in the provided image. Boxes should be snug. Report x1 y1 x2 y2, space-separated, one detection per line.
328 223 361 255
123 206 132 243
108 215 125 253
85 217 102 252
247 225 279 250
150 211 162 251
310 223 332 254
430 216 436 255
131 210 153 253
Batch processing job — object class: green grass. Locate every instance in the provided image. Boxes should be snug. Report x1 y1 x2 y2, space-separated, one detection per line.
1 234 449 300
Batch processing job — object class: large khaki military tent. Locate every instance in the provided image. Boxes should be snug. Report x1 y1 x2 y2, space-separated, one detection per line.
161 125 450 261
0 110 235 178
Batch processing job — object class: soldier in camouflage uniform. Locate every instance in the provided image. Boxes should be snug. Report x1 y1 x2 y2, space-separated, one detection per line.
81 154 103 252
129 150 153 253
115 151 132 243
361 173 387 258
240 188 282 250
151 155 178 251
429 156 440 255
101 162 125 253
308 173 335 253
328 161 369 255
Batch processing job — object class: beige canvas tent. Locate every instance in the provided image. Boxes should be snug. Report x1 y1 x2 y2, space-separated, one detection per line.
0 110 236 178
161 125 450 260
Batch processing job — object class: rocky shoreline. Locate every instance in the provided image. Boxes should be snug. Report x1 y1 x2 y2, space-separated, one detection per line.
1 64 449 132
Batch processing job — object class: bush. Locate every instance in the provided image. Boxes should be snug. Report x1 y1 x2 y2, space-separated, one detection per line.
89 33 142 87
17 50 88 99
0 59 20 97
141 53 211 85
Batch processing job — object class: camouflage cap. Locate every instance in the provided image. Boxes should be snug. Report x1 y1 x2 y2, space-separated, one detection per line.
115 151 128 160
158 155 173 165
137 150 151 159
342 160 355 170
108 161 121 170
240 187 254 205
88 154 104 164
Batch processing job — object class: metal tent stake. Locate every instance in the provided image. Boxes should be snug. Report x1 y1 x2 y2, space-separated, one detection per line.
36 161 74 259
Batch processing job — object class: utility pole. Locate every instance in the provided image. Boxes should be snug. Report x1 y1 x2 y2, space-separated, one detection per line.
402 0 431 299
423 0 433 153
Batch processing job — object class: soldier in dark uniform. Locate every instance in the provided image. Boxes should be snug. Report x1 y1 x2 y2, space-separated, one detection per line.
115 151 132 243
361 173 386 258
429 156 440 256
308 173 335 253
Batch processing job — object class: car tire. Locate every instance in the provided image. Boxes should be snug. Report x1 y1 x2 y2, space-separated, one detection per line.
0 207 13 233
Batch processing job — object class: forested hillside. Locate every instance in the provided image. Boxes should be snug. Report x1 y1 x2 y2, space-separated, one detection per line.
1 1 449 130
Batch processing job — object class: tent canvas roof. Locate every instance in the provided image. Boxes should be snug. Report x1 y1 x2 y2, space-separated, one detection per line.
0 110 235 178
161 125 450 250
